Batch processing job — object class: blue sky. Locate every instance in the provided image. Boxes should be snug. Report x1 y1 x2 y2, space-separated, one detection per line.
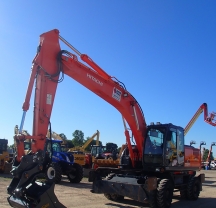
0 1 216 155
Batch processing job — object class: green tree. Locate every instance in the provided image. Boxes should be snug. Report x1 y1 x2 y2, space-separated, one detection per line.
202 149 214 161
9 144 15 149
106 142 118 153
66 140 74 148
72 130 84 147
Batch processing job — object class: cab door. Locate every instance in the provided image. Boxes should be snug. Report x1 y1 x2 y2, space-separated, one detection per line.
166 128 184 166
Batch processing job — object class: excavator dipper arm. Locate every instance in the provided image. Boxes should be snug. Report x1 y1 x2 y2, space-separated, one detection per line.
7 29 147 207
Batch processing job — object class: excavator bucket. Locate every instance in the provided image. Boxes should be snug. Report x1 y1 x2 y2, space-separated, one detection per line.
7 150 66 208
8 182 66 208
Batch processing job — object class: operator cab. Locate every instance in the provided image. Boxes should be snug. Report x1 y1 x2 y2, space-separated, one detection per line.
0 139 8 154
91 145 107 159
46 139 63 153
143 123 185 171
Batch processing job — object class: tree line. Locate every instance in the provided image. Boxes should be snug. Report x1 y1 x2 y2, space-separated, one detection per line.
8 129 119 153
8 129 215 161
59 130 118 153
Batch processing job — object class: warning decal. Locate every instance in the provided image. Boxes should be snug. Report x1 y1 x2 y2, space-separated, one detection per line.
112 87 122 102
46 94 52 105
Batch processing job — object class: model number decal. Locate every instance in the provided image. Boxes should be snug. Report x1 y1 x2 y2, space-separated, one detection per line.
112 87 122 102
87 73 103 86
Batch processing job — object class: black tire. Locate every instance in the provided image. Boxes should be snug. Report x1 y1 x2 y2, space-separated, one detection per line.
110 194 124 201
46 162 62 184
157 179 173 208
104 193 124 201
103 173 124 201
180 188 187 199
148 178 160 208
148 190 158 208
187 176 200 200
104 193 112 200
68 163 83 183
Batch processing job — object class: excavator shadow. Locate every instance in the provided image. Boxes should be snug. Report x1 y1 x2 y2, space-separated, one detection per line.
0 173 12 179
171 196 216 208
105 199 149 208
202 180 216 184
106 196 216 208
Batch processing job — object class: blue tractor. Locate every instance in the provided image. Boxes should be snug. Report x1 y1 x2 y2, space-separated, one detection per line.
45 139 83 183
24 139 83 184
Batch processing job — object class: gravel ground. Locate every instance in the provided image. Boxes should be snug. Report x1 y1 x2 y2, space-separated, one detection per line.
0 169 216 208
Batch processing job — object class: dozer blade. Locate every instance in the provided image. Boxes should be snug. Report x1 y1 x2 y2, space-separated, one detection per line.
8 182 66 208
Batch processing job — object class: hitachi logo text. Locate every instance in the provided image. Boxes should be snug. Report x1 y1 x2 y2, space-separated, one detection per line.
87 74 103 86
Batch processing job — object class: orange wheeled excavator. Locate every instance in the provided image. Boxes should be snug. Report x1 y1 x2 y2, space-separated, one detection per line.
7 29 216 208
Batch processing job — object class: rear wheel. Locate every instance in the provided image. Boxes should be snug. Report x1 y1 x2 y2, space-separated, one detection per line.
180 188 187 199
187 176 200 200
157 179 173 208
68 163 83 183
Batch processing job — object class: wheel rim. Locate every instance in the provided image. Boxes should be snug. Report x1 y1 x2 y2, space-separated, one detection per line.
47 167 55 180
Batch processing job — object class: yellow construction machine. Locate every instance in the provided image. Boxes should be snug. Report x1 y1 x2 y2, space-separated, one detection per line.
92 144 127 169
0 138 12 173
68 130 100 167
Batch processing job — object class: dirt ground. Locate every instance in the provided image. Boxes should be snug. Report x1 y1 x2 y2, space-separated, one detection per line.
0 169 216 208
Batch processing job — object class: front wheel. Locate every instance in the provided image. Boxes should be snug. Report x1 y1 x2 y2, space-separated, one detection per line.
157 179 173 208
68 163 83 183
46 162 62 184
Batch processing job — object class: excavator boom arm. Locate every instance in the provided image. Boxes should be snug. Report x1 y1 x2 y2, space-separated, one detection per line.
15 29 146 164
